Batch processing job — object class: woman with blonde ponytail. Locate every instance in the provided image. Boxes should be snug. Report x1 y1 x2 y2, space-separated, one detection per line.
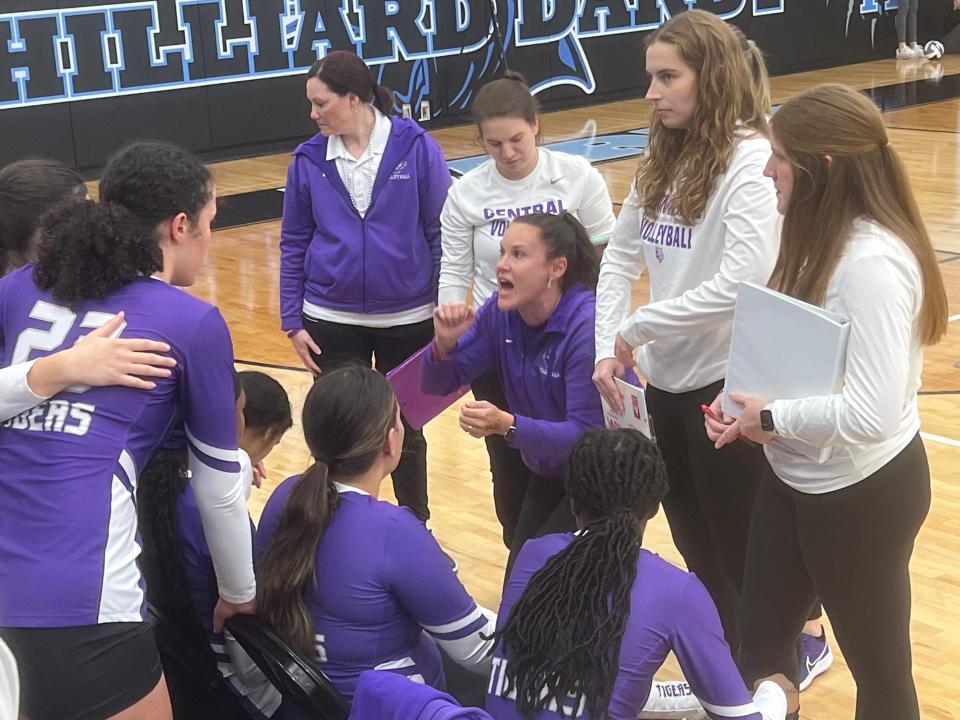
593 10 779 653
706 84 947 720
255 366 495 708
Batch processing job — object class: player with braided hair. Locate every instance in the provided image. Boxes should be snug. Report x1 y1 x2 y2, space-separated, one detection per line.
485 428 797 720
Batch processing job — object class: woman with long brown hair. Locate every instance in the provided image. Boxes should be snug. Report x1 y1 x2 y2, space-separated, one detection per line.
707 83 947 720
255 366 494 709
593 9 779 653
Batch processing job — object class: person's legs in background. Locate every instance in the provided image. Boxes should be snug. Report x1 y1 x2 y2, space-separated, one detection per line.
371 320 435 522
470 368 532 549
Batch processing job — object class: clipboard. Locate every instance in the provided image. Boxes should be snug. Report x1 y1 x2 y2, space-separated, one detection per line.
386 345 469 430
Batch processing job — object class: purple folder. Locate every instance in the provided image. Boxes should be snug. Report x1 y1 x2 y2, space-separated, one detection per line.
386 344 469 430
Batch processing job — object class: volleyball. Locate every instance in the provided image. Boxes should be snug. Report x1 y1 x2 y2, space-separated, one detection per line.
924 40 945 59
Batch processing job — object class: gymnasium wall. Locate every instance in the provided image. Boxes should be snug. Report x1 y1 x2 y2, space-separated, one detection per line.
0 0 941 171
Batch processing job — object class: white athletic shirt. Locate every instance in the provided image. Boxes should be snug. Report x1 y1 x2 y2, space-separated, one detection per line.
766 218 925 493
595 132 780 393
303 108 434 329
0 360 45 422
439 148 616 308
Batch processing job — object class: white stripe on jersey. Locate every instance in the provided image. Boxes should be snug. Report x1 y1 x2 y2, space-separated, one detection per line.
97 474 144 623
185 426 239 463
118 449 137 490
421 605 484 635
374 657 417 671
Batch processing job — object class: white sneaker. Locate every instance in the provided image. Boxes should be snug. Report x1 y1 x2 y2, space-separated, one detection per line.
896 46 923 59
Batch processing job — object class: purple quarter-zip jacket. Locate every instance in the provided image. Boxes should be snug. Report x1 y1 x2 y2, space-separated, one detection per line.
421 284 603 479
279 117 452 332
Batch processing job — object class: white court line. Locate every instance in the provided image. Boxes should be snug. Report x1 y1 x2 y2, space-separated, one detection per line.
921 431 960 449
948 313 960 322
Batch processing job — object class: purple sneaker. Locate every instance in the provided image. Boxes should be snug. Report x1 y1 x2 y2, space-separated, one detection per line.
798 629 833 691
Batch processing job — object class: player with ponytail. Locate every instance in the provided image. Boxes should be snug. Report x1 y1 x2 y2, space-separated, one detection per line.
255 366 495 705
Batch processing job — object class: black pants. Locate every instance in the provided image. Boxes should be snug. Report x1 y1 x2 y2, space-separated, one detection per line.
506 474 577 578
738 435 930 720
645 379 764 651
303 316 433 521
470 368 532 550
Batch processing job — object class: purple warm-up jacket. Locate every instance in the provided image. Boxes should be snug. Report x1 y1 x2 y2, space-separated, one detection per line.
279 117 452 332
421 284 604 479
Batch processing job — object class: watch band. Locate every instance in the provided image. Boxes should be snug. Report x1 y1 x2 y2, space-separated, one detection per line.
760 409 776 433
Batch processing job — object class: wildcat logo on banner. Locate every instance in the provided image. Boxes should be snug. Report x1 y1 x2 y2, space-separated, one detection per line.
0 0 786 111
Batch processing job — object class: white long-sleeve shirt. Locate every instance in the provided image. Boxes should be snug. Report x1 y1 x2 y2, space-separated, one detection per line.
0 361 45 423
766 218 925 493
595 133 780 393
439 148 616 308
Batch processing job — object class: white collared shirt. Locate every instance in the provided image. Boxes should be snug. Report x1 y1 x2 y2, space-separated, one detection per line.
325 107 391 218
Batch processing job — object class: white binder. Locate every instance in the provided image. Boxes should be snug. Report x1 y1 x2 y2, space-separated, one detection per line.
722 281 850 462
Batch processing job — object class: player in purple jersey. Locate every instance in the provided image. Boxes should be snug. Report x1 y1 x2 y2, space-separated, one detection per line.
423 213 603 572
0 159 177 417
0 310 178 422
0 142 255 720
485 429 797 720
139 373 291 718
256 366 495 710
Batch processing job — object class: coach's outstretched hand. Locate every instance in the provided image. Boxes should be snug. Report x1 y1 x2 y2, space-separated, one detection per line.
432 302 476 358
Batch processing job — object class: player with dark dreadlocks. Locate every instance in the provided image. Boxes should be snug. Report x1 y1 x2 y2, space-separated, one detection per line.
484 428 798 720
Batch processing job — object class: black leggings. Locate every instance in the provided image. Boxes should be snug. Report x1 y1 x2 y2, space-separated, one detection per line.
738 435 930 720
645 380 765 651
470 368 532 550
506 474 576 578
303 316 433 521
471 369 573 580
896 0 920 44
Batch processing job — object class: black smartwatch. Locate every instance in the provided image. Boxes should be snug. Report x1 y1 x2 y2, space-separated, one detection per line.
504 425 517 443
760 408 776 433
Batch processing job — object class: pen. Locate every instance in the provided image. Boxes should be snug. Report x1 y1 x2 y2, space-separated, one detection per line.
700 404 751 443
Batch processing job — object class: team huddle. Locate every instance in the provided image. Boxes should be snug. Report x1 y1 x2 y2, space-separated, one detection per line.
0 9 947 720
